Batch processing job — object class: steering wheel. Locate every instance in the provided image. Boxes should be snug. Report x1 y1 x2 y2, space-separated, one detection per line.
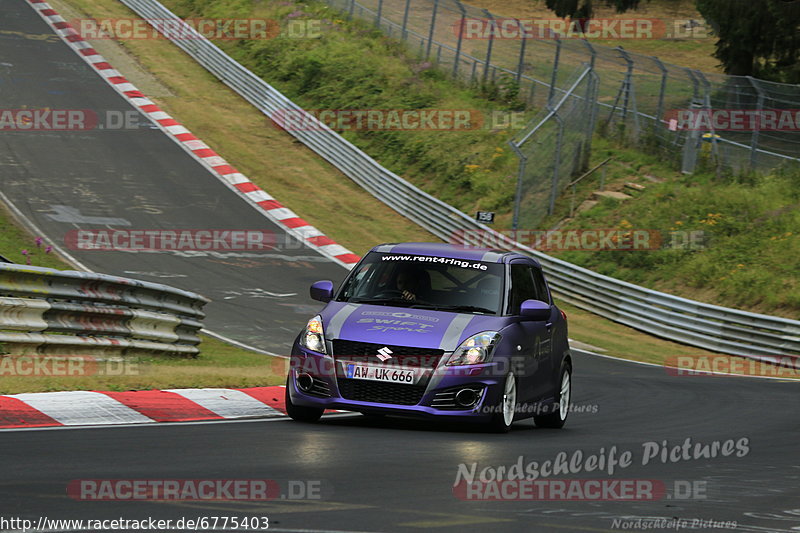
373 289 404 299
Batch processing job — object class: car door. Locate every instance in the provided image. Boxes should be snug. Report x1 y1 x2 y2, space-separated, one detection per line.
506 261 553 404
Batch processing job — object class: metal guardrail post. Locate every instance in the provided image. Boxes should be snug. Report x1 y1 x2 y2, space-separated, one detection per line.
375 0 383 28
747 76 766 171
616 47 640 138
426 0 439 59
482 9 494 82
452 1 466 78
549 108 565 215
681 69 702 174
694 69 720 165
401 0 411 41
652 56 668 135
508 140 527 231
581 39 596 70
548 36 561 107
515 18 526 84
583 69 599 168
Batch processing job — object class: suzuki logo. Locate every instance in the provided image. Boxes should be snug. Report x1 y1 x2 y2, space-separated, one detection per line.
377 347 393 361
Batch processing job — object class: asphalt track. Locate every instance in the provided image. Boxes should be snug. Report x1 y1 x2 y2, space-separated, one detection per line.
1 352 799 532
0 1 799 532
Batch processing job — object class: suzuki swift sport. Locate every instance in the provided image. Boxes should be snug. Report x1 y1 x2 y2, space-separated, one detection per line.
286 242 572 432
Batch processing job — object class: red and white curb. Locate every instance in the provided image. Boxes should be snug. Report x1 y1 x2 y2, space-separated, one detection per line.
0 386 288 429
27 0 360 269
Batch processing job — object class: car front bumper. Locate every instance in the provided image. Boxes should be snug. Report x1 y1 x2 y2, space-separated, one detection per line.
289 345 509 422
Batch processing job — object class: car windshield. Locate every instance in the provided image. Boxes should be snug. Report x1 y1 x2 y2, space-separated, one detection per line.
336 252 505 315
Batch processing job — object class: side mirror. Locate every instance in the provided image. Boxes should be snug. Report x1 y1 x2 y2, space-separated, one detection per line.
520 299 551 320
310 280 334 303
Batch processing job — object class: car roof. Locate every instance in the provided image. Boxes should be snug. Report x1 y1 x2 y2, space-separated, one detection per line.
368 242 539 266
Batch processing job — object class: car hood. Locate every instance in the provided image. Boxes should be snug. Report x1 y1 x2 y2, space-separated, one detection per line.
319 301 510 352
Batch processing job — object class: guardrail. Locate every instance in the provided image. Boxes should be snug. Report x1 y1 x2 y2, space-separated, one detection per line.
0 262 208 356
115 0 799 359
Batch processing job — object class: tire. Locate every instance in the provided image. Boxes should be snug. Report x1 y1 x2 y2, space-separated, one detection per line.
285 376 324 423
534 364 571 429
488 372 517 433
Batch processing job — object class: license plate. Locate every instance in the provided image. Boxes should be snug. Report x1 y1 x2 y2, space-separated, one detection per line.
345 364 418 384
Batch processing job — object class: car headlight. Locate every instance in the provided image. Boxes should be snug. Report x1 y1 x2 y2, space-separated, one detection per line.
300 315 326 354
445 331 500 366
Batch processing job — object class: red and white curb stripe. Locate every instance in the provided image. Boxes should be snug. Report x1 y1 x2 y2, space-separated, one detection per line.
27 0 361 269
0 386 288 429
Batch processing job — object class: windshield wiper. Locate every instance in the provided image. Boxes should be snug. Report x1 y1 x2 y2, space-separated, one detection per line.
411 304 496 315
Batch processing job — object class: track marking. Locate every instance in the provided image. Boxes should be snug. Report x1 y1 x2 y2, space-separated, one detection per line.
8 391 154 425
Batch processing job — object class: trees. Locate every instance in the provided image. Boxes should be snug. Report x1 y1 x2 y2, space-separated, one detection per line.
543 0 641 19
695 0 799 82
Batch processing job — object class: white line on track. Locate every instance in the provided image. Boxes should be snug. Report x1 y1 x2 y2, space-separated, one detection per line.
0 413 358 433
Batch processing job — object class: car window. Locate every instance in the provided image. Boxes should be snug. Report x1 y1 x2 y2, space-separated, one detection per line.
508 263 539 315
336 252 505 314
532 267 551 305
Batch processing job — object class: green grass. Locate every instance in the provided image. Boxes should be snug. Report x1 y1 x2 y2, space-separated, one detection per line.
163 0 530 221
547 137 800 317
0 334 286 394
0 203 67 270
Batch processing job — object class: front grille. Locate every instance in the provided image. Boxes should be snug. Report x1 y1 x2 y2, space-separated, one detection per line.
333 340 443 368
308 378 332 398
337 378 426 405
430 386 485 410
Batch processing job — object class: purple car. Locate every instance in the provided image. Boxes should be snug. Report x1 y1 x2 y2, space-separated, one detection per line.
286 242 572 432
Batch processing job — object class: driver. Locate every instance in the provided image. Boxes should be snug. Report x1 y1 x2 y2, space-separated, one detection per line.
396 269 419 301
395 267 428 301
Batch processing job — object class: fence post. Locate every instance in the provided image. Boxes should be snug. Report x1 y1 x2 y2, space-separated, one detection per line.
548 36 561 107
425 0 440 59
652 56 668 135
695 69 720 169
452 1 467 78
584 68 599 169
509 140 527 230
681 68 702 174
581 39 596 70
515 18 527 83
482 9 495 82
375 0 383 28
616 47 640 139
747 76 765 171
348 0 355 19
401 0 412 41
549 108 565 215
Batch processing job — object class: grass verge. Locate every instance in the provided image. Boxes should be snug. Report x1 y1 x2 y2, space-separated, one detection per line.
0 335 287 394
